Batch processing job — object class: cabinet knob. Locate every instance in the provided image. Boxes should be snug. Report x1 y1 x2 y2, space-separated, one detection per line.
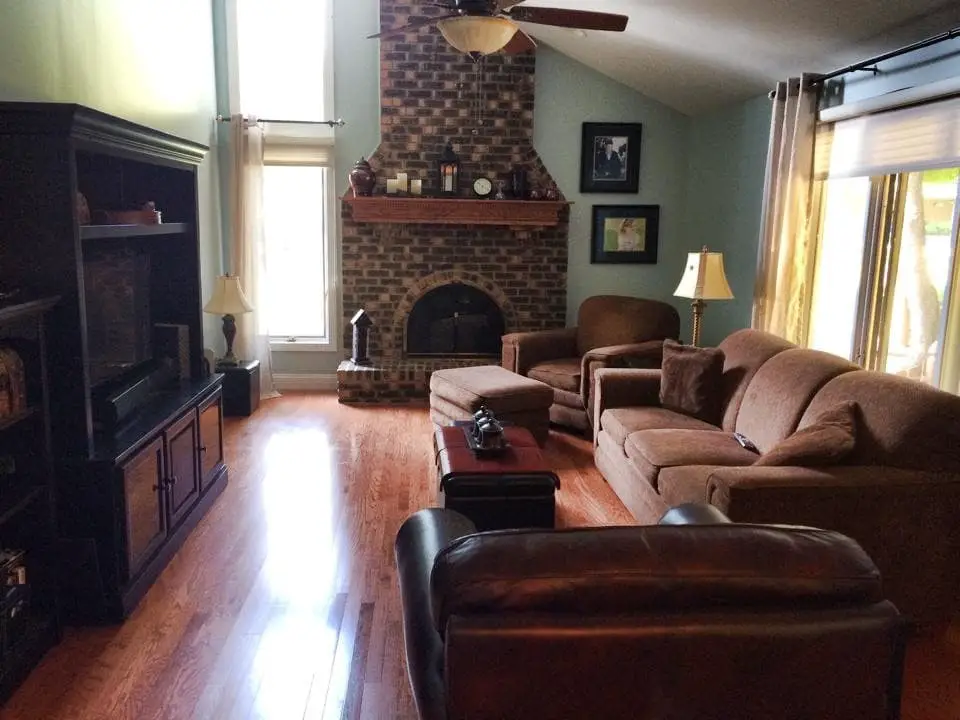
170 475 178 486
152 484 160 492
199 445 207 454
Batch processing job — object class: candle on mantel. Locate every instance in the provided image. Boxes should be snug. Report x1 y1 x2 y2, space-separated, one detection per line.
396 172 408 193
386 178 399 194
410 179 422 195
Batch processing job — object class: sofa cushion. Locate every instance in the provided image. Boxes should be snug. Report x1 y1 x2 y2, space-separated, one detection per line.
600 407 719 447
625 429 759 484
551 386 581 409
754 402 857 467
527 357 581 393
801 370 960 472
716 329 796 431
659 340 725 424
735 348 857 453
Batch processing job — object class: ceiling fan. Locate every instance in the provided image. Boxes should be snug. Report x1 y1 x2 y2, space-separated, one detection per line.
368 0 628 59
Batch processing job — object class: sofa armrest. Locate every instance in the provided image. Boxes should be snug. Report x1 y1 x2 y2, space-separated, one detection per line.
501 327 577 376
593 368 662 438
395 509 478 720
694 464 960 624
581 340 666 413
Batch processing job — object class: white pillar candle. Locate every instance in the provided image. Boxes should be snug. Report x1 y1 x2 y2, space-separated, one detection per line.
410 179 422 195
396 172 408 193
386 178 399 194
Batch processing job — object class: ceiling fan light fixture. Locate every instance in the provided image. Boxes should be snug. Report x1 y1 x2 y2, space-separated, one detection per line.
437 16 518 56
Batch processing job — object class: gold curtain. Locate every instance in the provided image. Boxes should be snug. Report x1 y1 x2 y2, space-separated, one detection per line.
229 114 277 397
753 74 820 343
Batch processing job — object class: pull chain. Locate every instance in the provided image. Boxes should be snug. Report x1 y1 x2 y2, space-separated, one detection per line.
473 56 484 133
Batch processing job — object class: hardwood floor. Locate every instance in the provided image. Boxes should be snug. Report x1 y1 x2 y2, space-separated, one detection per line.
2 393 957 719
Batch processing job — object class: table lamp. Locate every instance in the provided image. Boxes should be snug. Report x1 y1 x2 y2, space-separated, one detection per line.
673 247 734 346
203 274 253 366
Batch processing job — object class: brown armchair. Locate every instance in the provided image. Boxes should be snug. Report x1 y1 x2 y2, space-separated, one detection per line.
501 295 680 430
395 504 906 720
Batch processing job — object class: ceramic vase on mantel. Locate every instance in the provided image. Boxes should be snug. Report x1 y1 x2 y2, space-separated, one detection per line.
349 158 376 197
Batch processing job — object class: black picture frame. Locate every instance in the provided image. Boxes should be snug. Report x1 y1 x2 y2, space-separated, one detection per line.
579 122 642 193
591 205 660 264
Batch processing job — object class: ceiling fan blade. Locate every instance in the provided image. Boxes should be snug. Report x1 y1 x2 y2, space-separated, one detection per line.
502 29 537 54
367 15 456 40
508 7 628 32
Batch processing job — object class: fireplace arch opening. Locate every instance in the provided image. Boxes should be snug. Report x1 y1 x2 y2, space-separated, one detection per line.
405 283 505 357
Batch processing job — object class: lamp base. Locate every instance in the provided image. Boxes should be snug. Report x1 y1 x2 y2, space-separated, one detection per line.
220 313 239 366
690 299 705 347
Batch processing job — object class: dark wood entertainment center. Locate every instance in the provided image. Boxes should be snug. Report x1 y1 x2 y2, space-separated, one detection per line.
0 101 228 654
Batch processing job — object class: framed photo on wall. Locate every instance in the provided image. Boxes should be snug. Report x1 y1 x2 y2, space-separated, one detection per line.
579 122 642 193
591 205 659 264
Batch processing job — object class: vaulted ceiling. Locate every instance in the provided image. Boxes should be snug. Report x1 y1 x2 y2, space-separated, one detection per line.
517 0 960 114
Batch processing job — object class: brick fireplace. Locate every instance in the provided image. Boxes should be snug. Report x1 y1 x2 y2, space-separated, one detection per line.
337 0 569 402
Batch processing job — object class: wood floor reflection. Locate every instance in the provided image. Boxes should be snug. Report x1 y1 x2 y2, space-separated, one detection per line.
2 393 957 719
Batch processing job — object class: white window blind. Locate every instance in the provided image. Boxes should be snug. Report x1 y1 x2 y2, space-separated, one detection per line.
815 94 960 178
261 122 335 166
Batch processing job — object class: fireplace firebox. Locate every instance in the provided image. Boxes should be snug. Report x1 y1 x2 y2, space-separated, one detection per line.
405 283 505 357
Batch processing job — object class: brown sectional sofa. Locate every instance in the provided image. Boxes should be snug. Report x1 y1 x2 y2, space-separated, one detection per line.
594 328 960 624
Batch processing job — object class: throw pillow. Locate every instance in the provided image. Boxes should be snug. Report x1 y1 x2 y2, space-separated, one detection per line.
658 340 725 425
754 402 858 467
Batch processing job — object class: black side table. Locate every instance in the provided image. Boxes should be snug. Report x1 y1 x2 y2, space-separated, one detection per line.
217 359 261 417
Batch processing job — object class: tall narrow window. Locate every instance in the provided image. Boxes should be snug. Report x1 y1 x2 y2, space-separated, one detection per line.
231 0 337 349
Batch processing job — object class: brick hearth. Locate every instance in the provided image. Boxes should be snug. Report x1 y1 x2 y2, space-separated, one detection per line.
338 0 569 402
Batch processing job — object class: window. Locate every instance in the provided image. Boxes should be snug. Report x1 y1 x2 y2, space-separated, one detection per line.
229 0 337 350
235 0 330 121
262 166 331 343
807 168 960 391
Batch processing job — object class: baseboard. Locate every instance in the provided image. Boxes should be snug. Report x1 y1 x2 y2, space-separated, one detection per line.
273 373 338 392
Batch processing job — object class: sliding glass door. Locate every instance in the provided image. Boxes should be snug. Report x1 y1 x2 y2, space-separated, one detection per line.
875 169 959 385
806 168 960 392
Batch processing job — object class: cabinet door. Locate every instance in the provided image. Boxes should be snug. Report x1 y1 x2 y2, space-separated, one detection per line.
198 391 224 491
122 436 166 580
165 412 200 529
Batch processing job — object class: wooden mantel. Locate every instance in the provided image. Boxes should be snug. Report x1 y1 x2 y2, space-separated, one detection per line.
342 195 569 227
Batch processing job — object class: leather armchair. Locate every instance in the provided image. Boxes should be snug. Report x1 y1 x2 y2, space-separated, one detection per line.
395 504 905 720
501 295 679 431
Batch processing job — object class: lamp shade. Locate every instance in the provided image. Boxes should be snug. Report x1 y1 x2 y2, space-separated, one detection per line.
437 16 518 56
203 274 253 315
674 248 734 300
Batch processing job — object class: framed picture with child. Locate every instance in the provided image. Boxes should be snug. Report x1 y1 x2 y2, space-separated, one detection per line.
590 204 660 264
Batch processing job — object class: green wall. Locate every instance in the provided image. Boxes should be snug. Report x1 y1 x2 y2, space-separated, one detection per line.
0 0 224 349
219 1 771 372
682 95 770 346
533 46 691 327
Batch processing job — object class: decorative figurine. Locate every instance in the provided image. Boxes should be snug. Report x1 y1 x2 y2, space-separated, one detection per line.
349 158 376 197
351 309 373 365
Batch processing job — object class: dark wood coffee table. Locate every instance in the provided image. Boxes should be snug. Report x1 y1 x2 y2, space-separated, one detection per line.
433 425 559 531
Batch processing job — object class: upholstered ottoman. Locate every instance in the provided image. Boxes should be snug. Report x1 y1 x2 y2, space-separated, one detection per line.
430 365 553 445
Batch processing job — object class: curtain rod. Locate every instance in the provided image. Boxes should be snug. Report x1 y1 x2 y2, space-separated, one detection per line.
216 114 345 127
813 25 960 85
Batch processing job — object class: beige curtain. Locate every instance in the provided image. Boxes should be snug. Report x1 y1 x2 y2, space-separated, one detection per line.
229 114 277 397
753 74 820 343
